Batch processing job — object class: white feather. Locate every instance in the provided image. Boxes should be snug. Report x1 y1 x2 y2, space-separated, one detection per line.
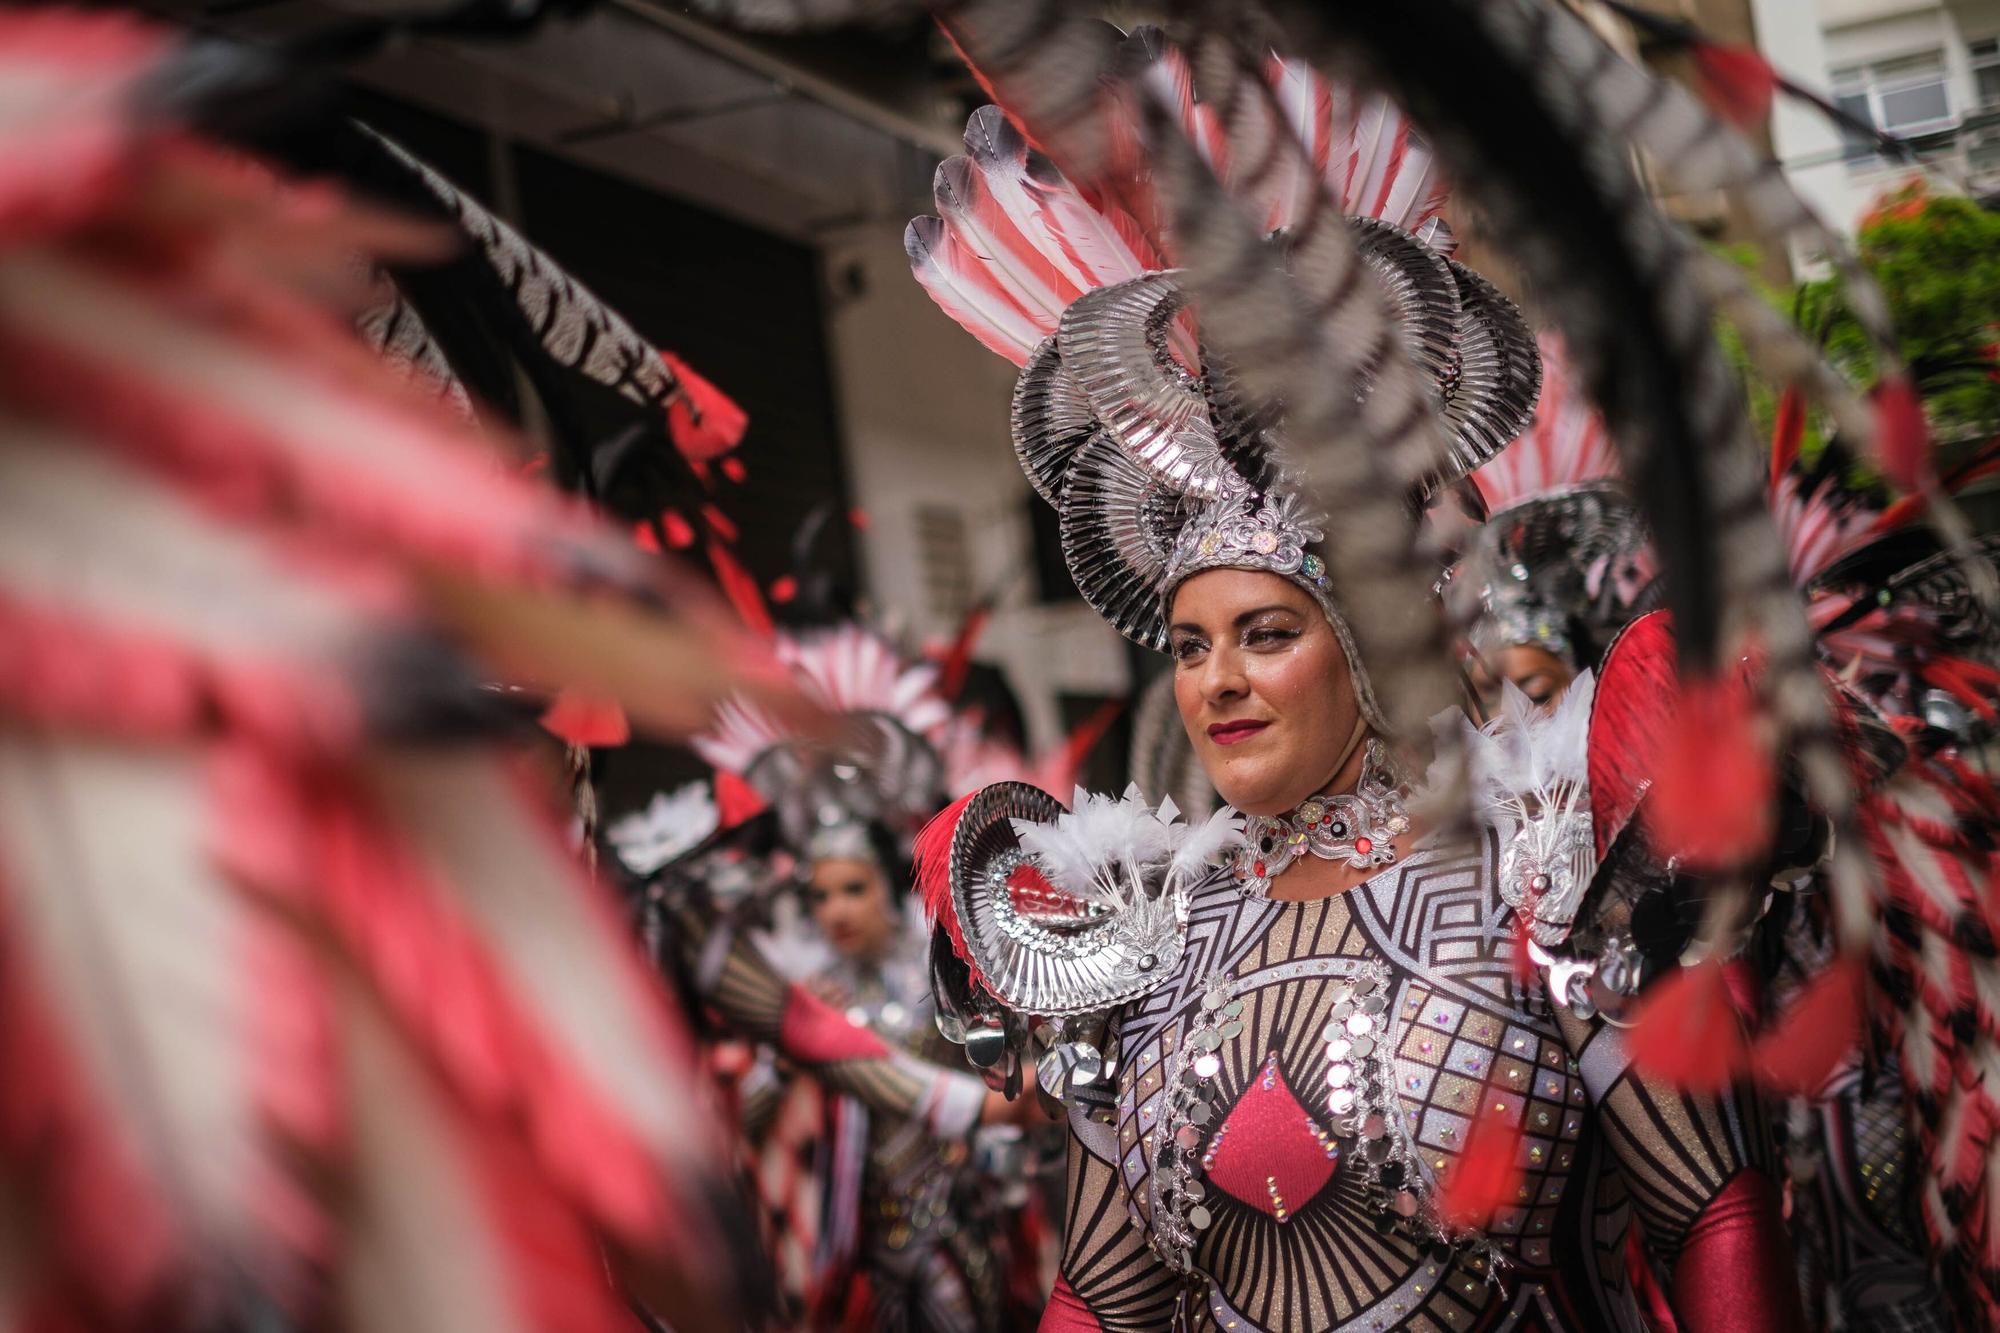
0 738 275 1275
1011 786 1178 906
605 783 719 877
1170 805 1246 881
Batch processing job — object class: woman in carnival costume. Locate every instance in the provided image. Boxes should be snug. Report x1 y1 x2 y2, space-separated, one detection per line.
1457 334 1657 712
656 624 1045 1332
901 31 1808 1331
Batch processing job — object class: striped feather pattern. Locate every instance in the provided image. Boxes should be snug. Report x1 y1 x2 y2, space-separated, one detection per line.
1167 33 1463 741
1861 754 2000 1322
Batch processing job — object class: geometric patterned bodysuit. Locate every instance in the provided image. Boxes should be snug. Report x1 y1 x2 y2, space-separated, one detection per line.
1045 829 1785 1331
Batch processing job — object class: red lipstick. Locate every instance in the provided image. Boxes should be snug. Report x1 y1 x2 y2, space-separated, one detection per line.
1206 719 1269 745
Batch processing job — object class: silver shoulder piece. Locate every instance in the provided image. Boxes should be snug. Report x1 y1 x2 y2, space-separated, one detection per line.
929 781 1242 1105
1439 675 1603 1014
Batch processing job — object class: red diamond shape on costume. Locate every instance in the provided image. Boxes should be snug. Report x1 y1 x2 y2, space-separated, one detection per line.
1202 1052 1337 1221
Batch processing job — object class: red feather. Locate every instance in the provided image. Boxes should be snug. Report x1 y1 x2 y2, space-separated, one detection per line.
1510 907 1536 989
1588 612 1679 864
705 539 772 638
700 503 738 545
659 510 695 550
1644 675 1774 870
713 770 766 829
539 689 630 748
1769 384 1804 490
1040 699 1123 796
1627 962 1750 1093
1873 375 1932 492
659 351 745 462
1751 957 1864 1095
912 790 984 989
938 601 993 701
1436 1104 1523 1232
1692 43 1777 130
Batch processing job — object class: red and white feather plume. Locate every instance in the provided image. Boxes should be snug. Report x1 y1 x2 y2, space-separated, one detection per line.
694 623 950 776
908 29 1444 371
0 14 791 1330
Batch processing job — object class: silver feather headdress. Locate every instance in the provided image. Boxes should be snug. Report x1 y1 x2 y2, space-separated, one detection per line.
1464 334 1656 672
910 35 1540 712
694 624 949 857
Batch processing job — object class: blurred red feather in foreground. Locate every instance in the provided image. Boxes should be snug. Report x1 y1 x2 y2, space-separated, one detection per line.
1750 956 1863 1096
1627 961 1750 1093
1435 1105 1522 1233
0 12 801 1329
1690 42 1777 131
1644 675 1775 871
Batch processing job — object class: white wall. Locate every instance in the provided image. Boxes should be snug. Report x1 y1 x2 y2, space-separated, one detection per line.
817 221 1133 754
1756 0 2000 254
1756 0 1859 259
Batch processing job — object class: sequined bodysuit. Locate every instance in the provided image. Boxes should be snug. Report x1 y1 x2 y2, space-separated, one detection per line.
1045 829 1790 1332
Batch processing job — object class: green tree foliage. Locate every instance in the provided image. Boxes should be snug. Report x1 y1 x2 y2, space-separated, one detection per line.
1797 182 2000 449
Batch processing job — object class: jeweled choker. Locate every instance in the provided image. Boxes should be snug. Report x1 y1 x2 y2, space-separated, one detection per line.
1229 740 1410 899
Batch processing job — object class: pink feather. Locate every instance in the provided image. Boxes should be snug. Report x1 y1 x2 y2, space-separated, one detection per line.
933 154 1071 333
1332 93 1448 232
1260 56 1334 234
905 214 1043 367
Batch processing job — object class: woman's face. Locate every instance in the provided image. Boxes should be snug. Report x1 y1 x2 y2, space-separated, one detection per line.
807 856 896 961
1469 642 1575 712
1168 568 1360 817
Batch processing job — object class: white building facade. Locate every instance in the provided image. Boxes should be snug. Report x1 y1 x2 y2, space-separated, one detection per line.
1752 0 2000 252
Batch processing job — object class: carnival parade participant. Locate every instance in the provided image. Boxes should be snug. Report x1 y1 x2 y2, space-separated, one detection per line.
1460 334 1657 711
901 29 1810 1330
678 624 1045 1332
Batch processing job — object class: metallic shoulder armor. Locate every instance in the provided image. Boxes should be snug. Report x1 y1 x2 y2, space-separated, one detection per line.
922 781 1242 1108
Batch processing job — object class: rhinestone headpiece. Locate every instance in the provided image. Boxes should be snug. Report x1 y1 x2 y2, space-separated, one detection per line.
909 59 1542 678
1163 486 1331 615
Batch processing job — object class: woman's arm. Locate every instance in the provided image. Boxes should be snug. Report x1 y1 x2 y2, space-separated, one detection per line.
1040 1078 1182 1332
1555 1009 1805 1333
676 906 989 1137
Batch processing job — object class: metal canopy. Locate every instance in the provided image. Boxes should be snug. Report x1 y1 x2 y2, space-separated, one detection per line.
148 0 963 240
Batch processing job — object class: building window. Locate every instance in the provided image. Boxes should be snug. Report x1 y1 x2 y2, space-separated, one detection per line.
1832 50 1955 161
913 503 975 623
1973 38 2000 110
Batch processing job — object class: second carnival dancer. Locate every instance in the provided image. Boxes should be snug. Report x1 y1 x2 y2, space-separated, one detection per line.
672 625 1043 1332
1457 334 1658 712
902 38 1805 1333
1456 336 1977 1330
